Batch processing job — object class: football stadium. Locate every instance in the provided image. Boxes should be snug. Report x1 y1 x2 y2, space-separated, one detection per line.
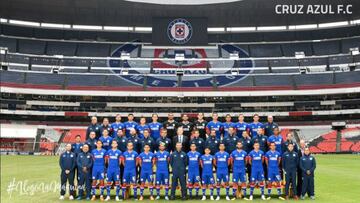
0 0 360 203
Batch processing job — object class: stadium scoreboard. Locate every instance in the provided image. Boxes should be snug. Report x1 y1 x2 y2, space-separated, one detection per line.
152 17 208 46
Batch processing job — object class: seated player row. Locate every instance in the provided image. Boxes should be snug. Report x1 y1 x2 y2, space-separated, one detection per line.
60 138 316 201
86 113 278 141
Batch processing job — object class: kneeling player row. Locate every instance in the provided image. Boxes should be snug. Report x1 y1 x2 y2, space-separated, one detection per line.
60 140 316 201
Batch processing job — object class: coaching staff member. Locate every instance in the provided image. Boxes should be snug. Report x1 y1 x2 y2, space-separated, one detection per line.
76 144 93 200
300 147 316 200
282 143 299 200
172 127 189 152
170 142 188 200
59 143 76 200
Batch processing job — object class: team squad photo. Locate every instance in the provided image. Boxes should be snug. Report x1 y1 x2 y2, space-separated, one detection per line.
59 113 316 201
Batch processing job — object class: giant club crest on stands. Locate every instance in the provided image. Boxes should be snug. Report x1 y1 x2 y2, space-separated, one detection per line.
107 43 254 87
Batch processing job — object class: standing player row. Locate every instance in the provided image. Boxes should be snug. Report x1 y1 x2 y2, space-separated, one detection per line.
61 139 316 201
85 113 279 141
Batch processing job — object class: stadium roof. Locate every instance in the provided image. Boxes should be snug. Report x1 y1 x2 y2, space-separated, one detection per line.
0 0 359 27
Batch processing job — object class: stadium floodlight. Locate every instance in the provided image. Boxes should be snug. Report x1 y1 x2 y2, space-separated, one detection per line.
208 27 226 32
288 24 317 30
9 20 40 27
229 53 239 60
350 19 360 25
53 55 64 59
41 23 71 29
318 21 348 28
226 27 256 32
231 68 239 75
0 47 8 55
176 68 184 76
120 52 131 60
175 53 185 61
121 68 129 75
331 121 346 130
134 27 152 32
295 52 305 59
257 26 287 31
350 47 359 55
103 26 133 31
72 24 102 30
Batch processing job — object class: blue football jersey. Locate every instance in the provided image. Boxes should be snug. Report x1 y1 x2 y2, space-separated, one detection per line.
231 149 247 170
268 135 283 154
200 154 214 174
222 122 235 137
248 122 264 138
136 124 150 139
106 149 122 169
206 121 223 139
154 151 170 173
111 122 124 138
234 122 249 138
248 150 264 168
187 151 201 170
99 136 113 151
124 121 138 138
138 152 154 172
92 148 107 167
148 122 163 140
214 151 230 171
122 150 138 171
265 150 281 169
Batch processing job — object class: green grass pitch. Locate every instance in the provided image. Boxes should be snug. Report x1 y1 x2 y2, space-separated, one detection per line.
1 154 360 203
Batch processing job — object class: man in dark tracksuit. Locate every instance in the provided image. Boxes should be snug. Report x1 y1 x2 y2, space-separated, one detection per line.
205 129 220 155
140 129 155 152
71 135 83 182
76 144 93 200
190 130 205 154
170 142 188 200
86 116 101 139
223 127 238 154
156 129 172 152
85 131 97 152
59 144 76 200
299 147 316 200
282 143 299 200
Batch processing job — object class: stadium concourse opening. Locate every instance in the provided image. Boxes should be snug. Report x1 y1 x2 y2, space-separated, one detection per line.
0 0 360 202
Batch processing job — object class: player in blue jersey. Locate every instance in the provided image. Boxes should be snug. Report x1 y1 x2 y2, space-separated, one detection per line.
99 129 113 151
267 127 283 154
124 114 138 138
248 142 266 200
105 140 122 201
214 143 231 200
248 114 264 138
149 113 163 140
265 142 285 200
121 142 139 200
187 143 201 199
200 147 215 200
136 117 150 139
230 141 248 200
111 114 125 138
234 114 249 138
206 113 223 139
137 144 155 200
154 143 170 200
90 140 107 201
222 114 235 138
